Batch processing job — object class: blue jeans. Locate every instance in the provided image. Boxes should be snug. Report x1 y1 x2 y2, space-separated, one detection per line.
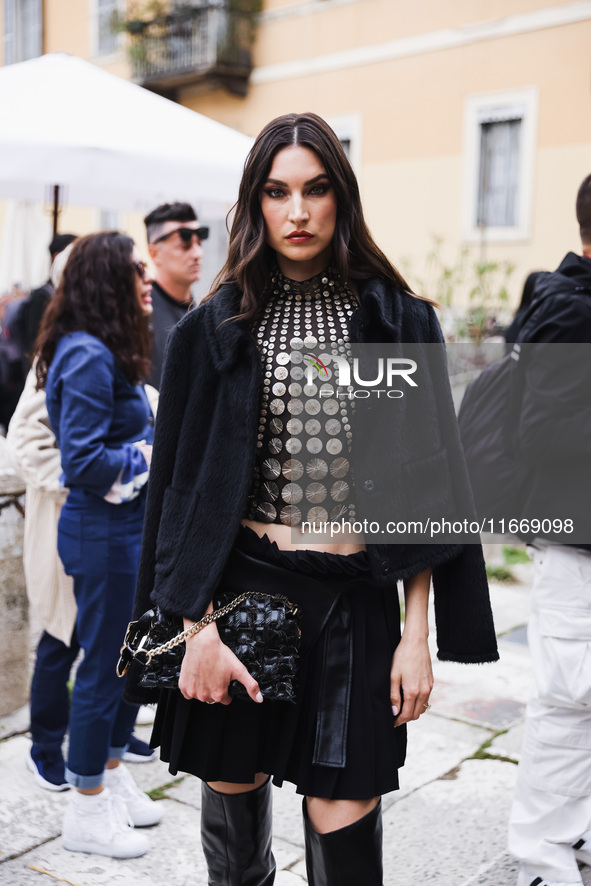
57 488 145 789
29 628 140 757
30 628 79 751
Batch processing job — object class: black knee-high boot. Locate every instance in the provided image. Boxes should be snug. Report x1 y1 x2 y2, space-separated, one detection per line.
201 779 276 886
303 797 384 886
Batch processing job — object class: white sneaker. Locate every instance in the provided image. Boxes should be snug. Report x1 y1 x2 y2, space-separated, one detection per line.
517 864 583 886
574 830 591 866
104 763 163 827
62 788 149 858
135 705 155 726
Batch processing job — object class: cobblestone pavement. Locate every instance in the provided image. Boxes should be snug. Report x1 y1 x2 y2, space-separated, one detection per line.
2 551 591 886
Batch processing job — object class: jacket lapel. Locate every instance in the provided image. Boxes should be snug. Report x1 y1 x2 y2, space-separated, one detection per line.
203 285 258 373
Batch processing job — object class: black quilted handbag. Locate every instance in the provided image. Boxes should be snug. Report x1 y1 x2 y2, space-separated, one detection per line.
117 592 301 703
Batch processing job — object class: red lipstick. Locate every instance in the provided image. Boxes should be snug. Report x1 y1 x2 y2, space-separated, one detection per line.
286 231 313 242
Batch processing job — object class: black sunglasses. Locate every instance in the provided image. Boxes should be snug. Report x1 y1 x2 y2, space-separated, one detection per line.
133 259 149 281
153 226 209 246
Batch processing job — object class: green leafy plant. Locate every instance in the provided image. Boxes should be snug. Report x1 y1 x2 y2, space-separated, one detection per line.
421 235 469 309
402 236 515 343
112 0 261 39
147 777 183 800
502 545 531 565
470 729 516 764
463 259 514 343
112 0 261 78
485 564 518 584
111 1 168 34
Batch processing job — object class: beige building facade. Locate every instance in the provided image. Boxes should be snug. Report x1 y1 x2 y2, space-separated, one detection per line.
2 0 591 306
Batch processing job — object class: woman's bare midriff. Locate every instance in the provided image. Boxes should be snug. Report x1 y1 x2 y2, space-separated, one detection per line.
241 518 366 556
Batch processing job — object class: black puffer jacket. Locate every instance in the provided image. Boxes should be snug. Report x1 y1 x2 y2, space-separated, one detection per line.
516 252 591 549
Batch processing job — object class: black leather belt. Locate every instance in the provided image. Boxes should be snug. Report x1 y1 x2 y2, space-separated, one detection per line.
224 546 360 769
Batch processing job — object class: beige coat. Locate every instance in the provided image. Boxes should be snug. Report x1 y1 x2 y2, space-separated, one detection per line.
6 367 158 646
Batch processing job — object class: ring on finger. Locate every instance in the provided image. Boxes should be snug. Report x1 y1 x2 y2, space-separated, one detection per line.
206 700 216 705
423 703 431 710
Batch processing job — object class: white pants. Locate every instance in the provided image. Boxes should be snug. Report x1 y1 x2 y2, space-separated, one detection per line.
508 544 591 883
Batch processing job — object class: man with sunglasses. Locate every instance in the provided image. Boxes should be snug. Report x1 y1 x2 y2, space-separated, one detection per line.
144 202 209 388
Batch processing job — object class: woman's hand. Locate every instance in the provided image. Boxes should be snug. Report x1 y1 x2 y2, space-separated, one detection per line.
178 619 263 705
391 567 434 725
390 633 434 725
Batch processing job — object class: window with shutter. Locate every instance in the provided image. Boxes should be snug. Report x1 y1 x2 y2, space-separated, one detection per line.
3 0 16 65
97 0 121 57
326 113 362 172
477 116 522 228
3 0 42 65
339 138 352 160
99 210 120 230
462 88 538 243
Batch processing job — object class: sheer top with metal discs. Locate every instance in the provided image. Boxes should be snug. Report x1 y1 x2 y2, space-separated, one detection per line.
246 267 357 528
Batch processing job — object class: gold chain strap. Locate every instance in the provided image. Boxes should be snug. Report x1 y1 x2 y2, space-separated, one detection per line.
141 593 293 666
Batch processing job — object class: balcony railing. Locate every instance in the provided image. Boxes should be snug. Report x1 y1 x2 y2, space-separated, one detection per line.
128 4 254 96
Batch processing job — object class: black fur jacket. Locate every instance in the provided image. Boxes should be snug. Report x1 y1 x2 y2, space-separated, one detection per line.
132 277 498 668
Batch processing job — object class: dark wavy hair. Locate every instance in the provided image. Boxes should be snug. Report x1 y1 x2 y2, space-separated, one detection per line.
35 231 151 387
208 112 434 320
576 173 591 245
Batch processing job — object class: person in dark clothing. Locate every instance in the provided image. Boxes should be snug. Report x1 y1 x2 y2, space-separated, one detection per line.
0 235 77 430
22 234 78 360
508 174 591 886
504 271 545 348
129 113 498 886
144 202 208 388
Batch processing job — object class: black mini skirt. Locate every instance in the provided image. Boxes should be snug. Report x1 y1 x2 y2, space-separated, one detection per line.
150 526 406 800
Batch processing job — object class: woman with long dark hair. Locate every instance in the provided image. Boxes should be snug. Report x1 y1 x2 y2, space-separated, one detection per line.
130 113 498 884
36 232 162 859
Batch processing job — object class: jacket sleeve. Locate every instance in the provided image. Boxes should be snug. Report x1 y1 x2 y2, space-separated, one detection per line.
426 305 498 663
427 305 482 522
124 319 203 707
6 366 66 500
518 299 591 460
133 321 192 620
52 337 147 497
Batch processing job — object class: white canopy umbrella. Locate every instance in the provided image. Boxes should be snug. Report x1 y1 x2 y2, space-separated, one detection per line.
0 52 253 221
0 201 52 294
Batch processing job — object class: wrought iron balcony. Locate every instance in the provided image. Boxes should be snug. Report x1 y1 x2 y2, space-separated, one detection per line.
128 3 255 96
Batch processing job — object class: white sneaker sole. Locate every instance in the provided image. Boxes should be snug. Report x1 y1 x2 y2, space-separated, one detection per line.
122 749 157 764
517 868 533 886
128 803 164 827
62 835 149 858
26 750 70 792
518 865 583 886
574 845 591 866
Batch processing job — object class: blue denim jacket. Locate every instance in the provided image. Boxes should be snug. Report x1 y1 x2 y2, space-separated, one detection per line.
46 332 154 502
